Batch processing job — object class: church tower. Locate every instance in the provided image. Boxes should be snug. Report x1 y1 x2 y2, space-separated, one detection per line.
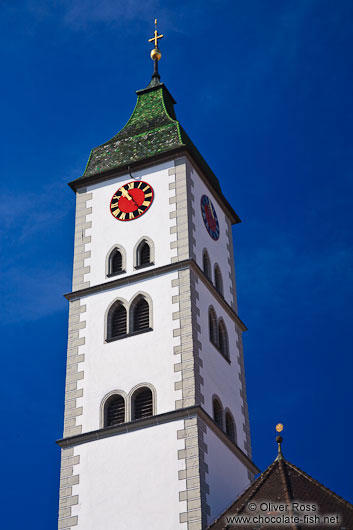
57 23 257 530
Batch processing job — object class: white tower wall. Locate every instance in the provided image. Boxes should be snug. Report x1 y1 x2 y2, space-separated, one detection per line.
57 155 255 530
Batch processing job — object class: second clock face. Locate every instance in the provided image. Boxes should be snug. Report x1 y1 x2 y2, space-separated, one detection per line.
201 194 220 240
110 181 154 221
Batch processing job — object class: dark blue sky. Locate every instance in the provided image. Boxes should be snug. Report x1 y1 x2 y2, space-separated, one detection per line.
1 1 352 527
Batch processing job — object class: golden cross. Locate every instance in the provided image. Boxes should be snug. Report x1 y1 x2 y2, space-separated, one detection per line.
148 19 163 48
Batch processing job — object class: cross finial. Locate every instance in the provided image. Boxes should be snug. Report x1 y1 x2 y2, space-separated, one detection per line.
148 18 164 50
147 19 164 84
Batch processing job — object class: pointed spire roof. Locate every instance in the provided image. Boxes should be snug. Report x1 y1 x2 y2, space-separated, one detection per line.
81 80 186 178
72 78 222 195
208 437 353 529
69 78 239 221
70 24 240 222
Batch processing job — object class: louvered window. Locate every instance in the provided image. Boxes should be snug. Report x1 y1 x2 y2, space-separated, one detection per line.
225 412 236 443
136 240 152 268
140 242 150 265
214 265 223 296
203 250 211 280
133 388 153 420
106 395 125 427
109 303 127 339
209 308 217 345
213 399 223 429
218 320 229 359
132 297 150 332
110 248 123 275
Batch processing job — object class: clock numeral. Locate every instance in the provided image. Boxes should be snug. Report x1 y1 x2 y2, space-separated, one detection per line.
111 202 119 208
144 192 152 198
142 200 150 207
112 209 120 217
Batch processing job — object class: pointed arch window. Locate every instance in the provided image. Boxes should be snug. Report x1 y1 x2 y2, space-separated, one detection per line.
132 387 153 420
209 307 217 346
105 395 125 427
131 296 150 333
203 250 211 281
225 411 236 443
108 247 125 277
218 319 229 360
136 239 153 269
214 264 223 296
213 398 223 429
107 302 127 340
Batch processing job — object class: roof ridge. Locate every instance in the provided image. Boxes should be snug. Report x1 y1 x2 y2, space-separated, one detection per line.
278 460 300 530
285 459 353 511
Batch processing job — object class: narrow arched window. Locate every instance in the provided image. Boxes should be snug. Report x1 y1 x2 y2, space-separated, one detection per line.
131 296 150 332
109 248 123 276
107 302 127 340
136 240 152 268
214 265 223 296
213 398 223 429
218 320 229 359
225 412 236 443
132 387 153 420
105 395 125 427
209 307 217 346
203 250 211 281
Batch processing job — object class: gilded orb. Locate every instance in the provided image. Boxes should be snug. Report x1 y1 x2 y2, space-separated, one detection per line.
150 47 162 61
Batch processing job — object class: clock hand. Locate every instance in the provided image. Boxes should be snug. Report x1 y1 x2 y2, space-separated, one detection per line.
120 187 139 208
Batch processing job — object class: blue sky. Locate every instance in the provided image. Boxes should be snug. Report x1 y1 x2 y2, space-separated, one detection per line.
1 1 352 527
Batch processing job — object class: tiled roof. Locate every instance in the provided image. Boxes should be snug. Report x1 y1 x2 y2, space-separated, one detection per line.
208 454 353 529
73 79 222 195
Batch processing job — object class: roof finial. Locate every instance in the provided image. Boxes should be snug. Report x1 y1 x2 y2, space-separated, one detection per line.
275 423 284 460
148 19 164 83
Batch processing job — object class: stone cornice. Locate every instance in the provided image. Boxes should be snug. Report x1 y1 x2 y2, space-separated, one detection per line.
57 405 259 475
64 258 247 332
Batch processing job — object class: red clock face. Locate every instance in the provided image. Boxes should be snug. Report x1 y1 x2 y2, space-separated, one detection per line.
110 181 154 221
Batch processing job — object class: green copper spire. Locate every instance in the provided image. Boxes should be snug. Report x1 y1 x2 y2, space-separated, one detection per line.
83 82 178 176
71 21 227 195
79 78 222 194
70 23 244 217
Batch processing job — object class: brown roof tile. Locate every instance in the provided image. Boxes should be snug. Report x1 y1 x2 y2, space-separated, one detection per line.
208 455 353 530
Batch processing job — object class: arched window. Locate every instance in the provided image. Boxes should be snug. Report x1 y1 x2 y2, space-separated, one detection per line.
209 307 217 346
106 245 126 277
203 249 211 280
218 319 229 359
136 240 152 268
225 411 236 443
131 296 150 333
107 301 127 340
109 248 123 276
132 387 153 420
214 264 223 296
105 395 125 427
213 398 223 429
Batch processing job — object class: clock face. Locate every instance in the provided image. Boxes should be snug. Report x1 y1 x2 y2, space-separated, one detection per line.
201 194 220 240
110 181 154 221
